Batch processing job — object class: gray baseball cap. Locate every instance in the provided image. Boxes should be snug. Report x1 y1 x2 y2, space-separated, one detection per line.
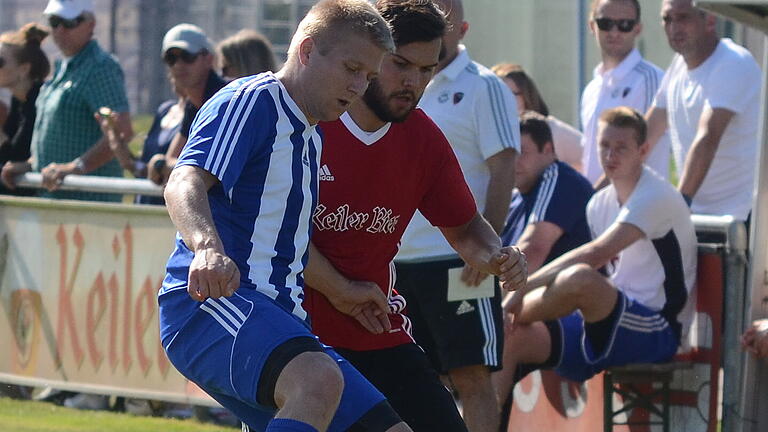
162 24 213 55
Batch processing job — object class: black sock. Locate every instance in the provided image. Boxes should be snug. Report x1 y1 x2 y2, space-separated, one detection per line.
585 294 622 355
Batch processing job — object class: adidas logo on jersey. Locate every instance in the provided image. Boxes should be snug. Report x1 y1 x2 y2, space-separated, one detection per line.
319 164 335 181
456 300 475 315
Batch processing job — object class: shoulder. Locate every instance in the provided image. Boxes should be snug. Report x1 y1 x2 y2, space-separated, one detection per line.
403 108 451 149
464 61 510 95
628 169 681 210
633 58 664 79
714 39 761 75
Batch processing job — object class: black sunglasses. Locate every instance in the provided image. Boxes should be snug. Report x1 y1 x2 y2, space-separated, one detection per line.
163 50 204 66
49 15 86 29
595 17 637 33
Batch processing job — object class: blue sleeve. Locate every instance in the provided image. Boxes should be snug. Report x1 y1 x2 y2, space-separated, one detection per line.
534 169 593 233
176 86 278 194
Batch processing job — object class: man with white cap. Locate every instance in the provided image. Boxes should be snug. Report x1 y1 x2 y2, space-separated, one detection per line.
146 23 225 185
1 0 133 202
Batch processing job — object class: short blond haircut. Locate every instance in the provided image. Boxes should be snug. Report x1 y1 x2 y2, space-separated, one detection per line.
599 106 646 145
288 0 394 57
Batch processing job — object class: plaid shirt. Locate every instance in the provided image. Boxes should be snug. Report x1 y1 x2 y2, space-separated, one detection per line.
31 40 129 202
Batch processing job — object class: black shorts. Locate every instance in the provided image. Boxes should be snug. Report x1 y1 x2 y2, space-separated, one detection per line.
394 259 504 373
335 344 467 432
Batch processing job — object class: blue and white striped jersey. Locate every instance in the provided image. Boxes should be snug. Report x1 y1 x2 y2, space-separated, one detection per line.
160 72 322 336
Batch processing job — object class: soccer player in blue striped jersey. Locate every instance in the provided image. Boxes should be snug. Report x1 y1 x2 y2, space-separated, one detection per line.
157 1 408 431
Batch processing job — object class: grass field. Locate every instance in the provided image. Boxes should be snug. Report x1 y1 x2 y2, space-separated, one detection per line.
0 398 235 432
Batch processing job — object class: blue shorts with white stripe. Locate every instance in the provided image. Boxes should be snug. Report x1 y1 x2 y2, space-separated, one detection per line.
553 291 679 382
160 288 387 430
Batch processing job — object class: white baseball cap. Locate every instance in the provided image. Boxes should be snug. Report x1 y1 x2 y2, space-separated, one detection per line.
44 0 94 20
162 24 213 55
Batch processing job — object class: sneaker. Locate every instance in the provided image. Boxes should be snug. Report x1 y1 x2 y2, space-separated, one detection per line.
63 393 109 410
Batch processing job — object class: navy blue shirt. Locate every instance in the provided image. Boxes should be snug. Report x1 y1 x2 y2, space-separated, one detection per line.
501 161 594 264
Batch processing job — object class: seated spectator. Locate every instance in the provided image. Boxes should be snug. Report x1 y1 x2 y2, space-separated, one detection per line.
1 0 133 202
742 319 768 360
494 111 593 417
0 23 51 197
146 24 225 185
99 74 185 204
217 29 277 80
492 63 583 172
498 107 697 408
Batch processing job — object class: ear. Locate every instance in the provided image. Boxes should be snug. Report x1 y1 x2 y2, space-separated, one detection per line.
589 18 597 35
19 62 32 78
543 140 555 155
298 37 315 66
638 139 650 159
634 21 643 36
704 13 717 33
458 21 469 39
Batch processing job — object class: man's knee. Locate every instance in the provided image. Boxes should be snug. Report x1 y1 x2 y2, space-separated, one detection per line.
553 264 608 301
274 351 344 408
504 323 551 364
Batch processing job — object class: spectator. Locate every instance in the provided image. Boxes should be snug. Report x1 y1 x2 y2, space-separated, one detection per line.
582 0 670 188
0 23 51 197
146 24 226 186
492 63 584 172
217 29 277 80
99 74 185 205
502 107 696 397
646 0 760 220
1 0 133 202
493 112 593 418
742 319 768 360
394 0 520 430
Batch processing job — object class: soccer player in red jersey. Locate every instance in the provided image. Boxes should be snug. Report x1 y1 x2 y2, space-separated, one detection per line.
303 1 526 430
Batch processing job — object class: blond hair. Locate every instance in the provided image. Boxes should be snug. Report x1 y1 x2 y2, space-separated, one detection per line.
599 106 646 145
288 0 394 57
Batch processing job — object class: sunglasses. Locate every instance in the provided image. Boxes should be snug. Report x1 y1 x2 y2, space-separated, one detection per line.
594 17 637 33
48 15 86 29
163 50 204 66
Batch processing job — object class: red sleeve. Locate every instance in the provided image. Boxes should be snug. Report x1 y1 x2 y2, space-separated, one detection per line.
416 113 477 228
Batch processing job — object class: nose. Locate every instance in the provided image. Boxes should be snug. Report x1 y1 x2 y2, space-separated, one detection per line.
402 69 418 89
348 73 369 97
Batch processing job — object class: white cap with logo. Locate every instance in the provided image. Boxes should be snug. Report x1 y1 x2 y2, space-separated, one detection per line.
162 24 213 55
44 0 94 20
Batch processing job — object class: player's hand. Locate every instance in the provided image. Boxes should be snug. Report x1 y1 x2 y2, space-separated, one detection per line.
187 247 240 301
461 265 489 287
493 246 527 292
328 280 391 334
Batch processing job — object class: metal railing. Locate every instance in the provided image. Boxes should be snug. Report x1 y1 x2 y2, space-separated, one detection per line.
14 173 164 197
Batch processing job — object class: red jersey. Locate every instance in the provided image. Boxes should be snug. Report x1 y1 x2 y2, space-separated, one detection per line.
304 109 476 351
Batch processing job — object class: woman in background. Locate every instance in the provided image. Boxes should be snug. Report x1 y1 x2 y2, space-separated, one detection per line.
0 23 50 196
492 63 583 172
216 29 277 80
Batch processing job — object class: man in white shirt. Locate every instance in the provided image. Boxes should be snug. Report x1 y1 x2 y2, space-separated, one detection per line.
646 0 761 220
393 0 519 431
581 0 670 186
496 107 696 407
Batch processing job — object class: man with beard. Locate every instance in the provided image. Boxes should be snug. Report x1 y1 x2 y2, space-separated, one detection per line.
302 1 527 431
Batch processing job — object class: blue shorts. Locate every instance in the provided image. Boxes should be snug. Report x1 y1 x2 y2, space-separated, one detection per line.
552 292 679 382
160 288 390 431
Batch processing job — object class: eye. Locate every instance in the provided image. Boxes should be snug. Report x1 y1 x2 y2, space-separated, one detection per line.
345 64 359 73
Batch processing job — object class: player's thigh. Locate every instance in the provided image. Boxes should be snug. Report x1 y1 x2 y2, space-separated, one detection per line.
338 345 467 432
325 347 404 432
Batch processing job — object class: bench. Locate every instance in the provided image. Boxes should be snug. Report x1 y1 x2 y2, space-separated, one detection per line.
603 361 693 432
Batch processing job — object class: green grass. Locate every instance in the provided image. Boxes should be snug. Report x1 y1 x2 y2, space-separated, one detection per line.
0 398 233 432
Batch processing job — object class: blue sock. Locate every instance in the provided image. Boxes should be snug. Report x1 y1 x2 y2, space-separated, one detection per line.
265 418 319 432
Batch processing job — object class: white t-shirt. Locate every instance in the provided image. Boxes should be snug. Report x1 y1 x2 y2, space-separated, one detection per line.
396 46 520 261
654 39 760 220
581 49 670 183
587 167 697 331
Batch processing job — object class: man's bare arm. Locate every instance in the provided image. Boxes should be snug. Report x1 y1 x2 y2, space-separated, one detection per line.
677 107 734 201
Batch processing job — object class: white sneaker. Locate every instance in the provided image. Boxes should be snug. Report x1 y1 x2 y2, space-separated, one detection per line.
63 393 109 410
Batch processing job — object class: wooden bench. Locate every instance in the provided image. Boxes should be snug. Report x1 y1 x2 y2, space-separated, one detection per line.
603 361 693 432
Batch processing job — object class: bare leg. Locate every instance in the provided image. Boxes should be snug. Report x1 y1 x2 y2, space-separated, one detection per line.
272 351 344 431
492 321 551 407
517 263 618 324
449 365 499 432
